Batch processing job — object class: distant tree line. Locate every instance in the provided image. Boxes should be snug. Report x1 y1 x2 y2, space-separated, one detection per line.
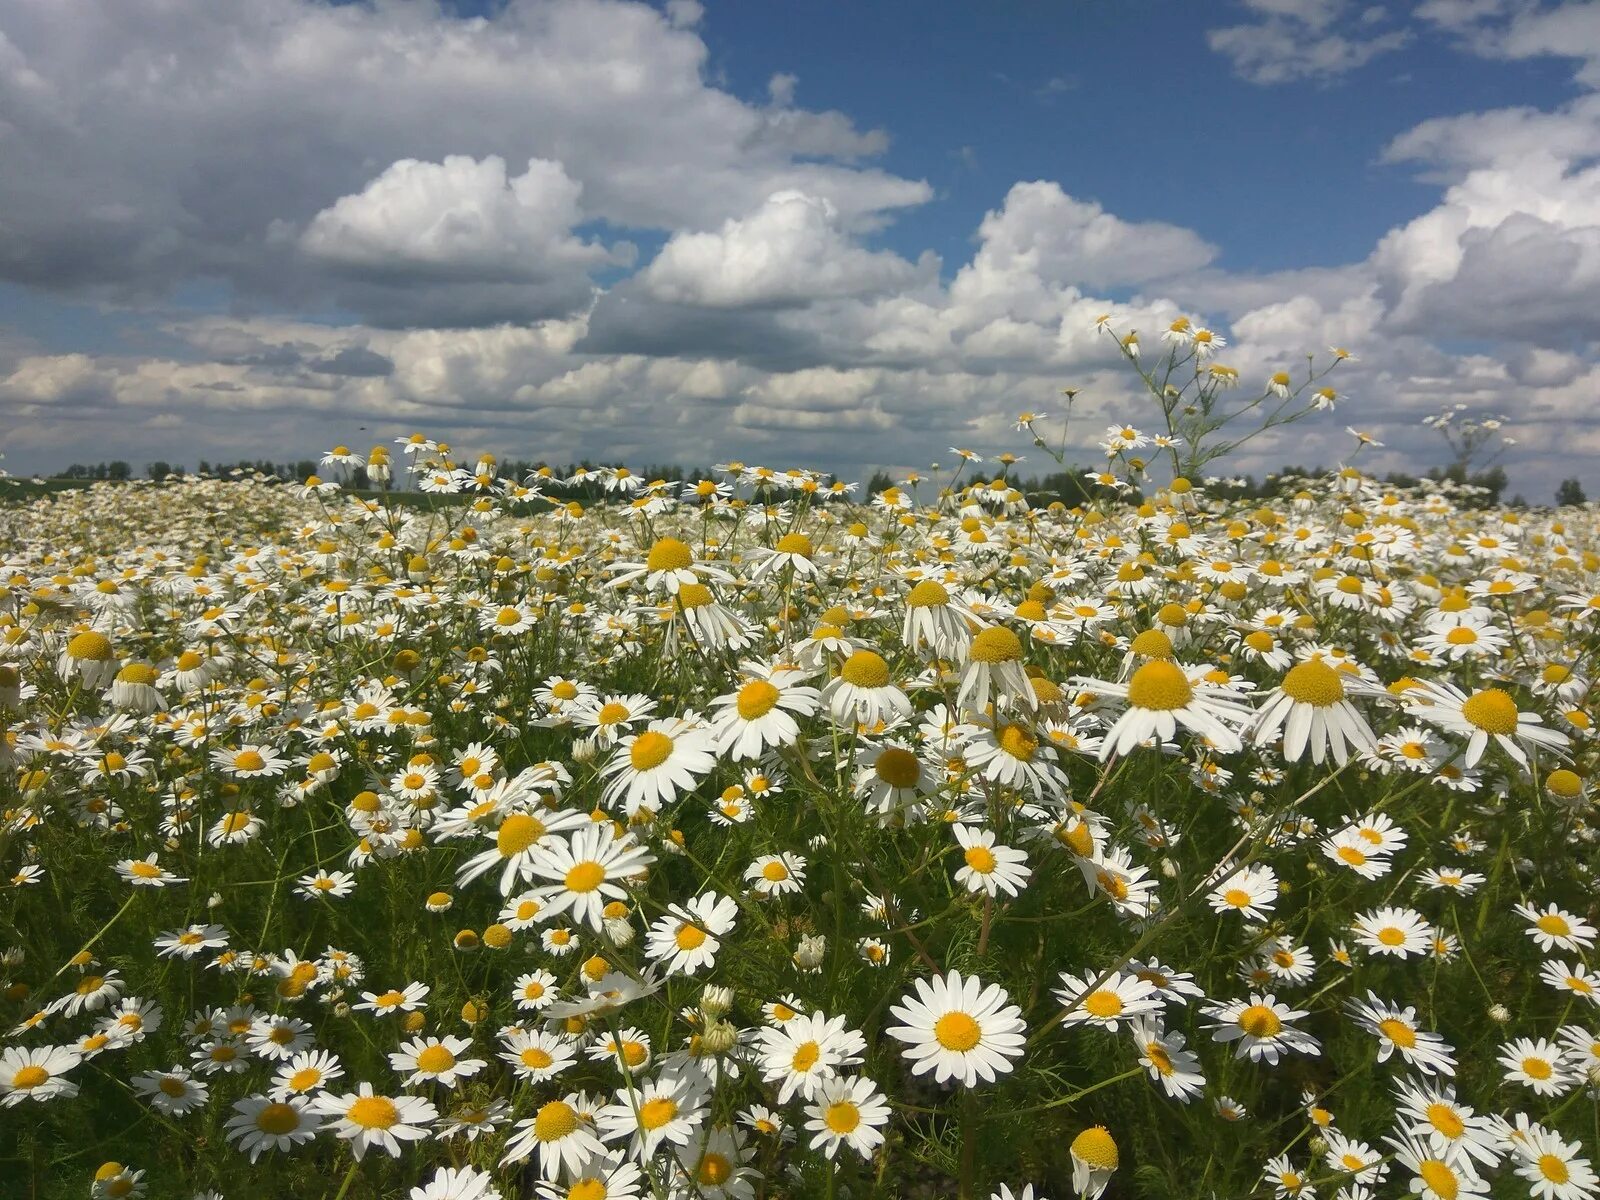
42 459 1588 508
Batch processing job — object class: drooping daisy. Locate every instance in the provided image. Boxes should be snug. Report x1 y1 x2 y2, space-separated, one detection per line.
500 1093 607 1179
821 650 912 729
886 970 1026 1087
1070 1127 1119 1200
1127 1017 1206 1101
1249 656 1377 765
1073 660 1253 759
957 625 1037 715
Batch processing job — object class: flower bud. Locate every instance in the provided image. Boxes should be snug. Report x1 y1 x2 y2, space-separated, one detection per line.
793 934 827 971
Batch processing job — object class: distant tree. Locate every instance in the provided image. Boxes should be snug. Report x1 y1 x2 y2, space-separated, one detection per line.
865 471 895 495
146 461 172 481
107 461 131 481
1556 477 1588 507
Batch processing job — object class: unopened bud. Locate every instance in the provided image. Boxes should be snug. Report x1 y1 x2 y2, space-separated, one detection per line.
701 985 733 1018
603 917 635 947
702 1020 738 1055
1488 1003 1510 1023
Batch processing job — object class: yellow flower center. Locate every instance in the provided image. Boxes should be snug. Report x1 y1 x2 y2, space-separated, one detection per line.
775 533 814 557
907 580 950 608
67 632 113 661
1539 1155 1571 1185
674 923 708 951
638 1097 678 1130
997 723 1038 761
1280 660 1344 707
1128 629 1173 659
1238 1005 1282 1038
840 651 891 688
1427 1103 1464 1139
762 861 790 882
1538 914 1572 936
1419 1159 1459 1200
12 1065 48 1089
256 1102 301 1135
1126 660 1193 711
521 1047 554 1070
964 846 998 874
595 702 631 726
630 731 674 771
1461 688 1519 735
1083 990 1124 1019
565 861 606 893
346 1096 398 1129
933 1011 982 1051
416 1045 455 1073
534 1100 579 1141
233 751 266 772
496 813 544 857
287 1068 321 1092
1377 1017 1417 1049
874 747 922 788
646 538 694 572
969 625 1024 663
792 1042 820 1071
736 680 781 720
1071 1127 1119 1169
824 1101 860 1134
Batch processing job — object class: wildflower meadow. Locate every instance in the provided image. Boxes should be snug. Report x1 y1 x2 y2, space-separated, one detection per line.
3 320 1599 1200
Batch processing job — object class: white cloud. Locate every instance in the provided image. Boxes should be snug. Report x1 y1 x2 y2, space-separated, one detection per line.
300 156 618 283
641 190 925 307
1208 0 1412 84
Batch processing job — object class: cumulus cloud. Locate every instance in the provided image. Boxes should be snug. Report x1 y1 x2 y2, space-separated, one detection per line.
641 191 925 308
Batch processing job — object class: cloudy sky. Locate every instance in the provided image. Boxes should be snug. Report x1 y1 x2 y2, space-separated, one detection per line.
1 0 1598 495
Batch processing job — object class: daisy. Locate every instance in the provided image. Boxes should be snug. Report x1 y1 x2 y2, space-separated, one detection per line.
755 1011 867 1103
804 1074 891 1161
952 826 1032 898
311 1083 437 1159
1406 679 1569 768
1070 1127 1119 1199
354 981 429 1016
531 1156 643 1200
961 718 1071 801
1249 656 1377 765
1346 993 1456 1075
600 718 718 816
645 892 738 976
1510 1122 1599 1200
821 650 912 729
455 805 589 895
1542 960 1600 1005
500 1093 607 1179
744 852 807 896
410 1165 504 1200
212 743 288 778
587 1027 654 1076
708 667 820 760
1387 1133 1489 1200
499 1028 576 1084
114 854 186 888
957 625 1037 714
1517 902 1598 952
1208 864 1278 923
224 1093 317 1162
1500 1037 1577 1096
270 1049 344 1099
1072 660 1253 759
391 1035 486 1088
527 824 656 931
1321 1132 1388 1186
1393 1078 1502 1170
885 970 1026 1087
1054 970 1161 1030
596 1071 710 1160
903 579 977 655
1128 1018 1205 1101
1 1045 80 1106
1202 993 1321 1064
1351 907 1433 958
132 1067 210 1115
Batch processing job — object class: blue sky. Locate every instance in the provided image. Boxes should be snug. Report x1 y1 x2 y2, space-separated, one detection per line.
2 0 1600 495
